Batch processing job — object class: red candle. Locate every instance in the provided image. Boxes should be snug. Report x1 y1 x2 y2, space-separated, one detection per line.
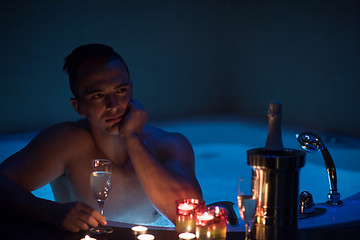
196 212 214 226
195 207 227 240
175 198 205 234
178 203 195 215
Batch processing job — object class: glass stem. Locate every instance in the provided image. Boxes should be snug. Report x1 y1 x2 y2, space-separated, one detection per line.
245 222 251 240
98 200 105 216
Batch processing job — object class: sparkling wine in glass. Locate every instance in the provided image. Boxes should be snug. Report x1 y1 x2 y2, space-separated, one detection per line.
89 159 113 234
237 178 257 240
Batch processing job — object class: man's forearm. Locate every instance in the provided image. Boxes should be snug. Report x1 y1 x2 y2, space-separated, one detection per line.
0 174 59 224
124 134 202 222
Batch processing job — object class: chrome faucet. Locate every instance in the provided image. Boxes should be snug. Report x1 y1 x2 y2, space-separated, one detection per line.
296 132 343 206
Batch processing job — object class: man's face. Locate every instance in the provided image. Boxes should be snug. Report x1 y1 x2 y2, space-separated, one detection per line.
72 59 132 135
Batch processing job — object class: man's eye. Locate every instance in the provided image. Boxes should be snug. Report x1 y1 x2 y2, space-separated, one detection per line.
91 93 104 99
116 87 128 93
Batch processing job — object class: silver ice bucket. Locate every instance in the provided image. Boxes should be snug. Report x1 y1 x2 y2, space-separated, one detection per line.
247 148 305 240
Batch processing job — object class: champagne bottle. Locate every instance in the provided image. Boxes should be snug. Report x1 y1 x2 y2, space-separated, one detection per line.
265 101 284 151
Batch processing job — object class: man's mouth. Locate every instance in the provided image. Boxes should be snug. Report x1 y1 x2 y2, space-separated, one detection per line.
105 115 123 123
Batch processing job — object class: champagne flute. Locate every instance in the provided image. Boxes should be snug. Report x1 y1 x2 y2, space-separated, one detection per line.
237 178 257 240
89 159 113 234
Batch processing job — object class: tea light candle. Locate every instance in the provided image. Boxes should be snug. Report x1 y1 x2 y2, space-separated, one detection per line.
197 212 214 221
137 234 155 240
178 203 195 215
195 207 227 240
80 235 96 240
179 232 196 240
178 203 195 210
132 225 148 235
176 199 205 234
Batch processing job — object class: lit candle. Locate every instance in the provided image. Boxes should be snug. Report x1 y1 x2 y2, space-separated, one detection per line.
196 207 227 240
178 203 195 210
137 234 155 240
80 235 96 240
178 203 195 215
179 232 196 240
197 212 214 221
176 203 196 233
215 206 220 215
132 225 148 235
176 199 205 234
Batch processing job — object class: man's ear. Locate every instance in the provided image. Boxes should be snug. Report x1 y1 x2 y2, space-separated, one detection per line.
71 98 84 115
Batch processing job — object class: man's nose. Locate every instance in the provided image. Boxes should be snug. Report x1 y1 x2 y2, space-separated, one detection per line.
105 94 119 111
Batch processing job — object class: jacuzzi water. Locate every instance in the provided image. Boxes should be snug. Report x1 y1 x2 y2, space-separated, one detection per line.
1 116 360 229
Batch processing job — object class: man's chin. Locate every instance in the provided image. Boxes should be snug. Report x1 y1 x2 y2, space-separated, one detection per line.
104 125 121 136
107 129 121 136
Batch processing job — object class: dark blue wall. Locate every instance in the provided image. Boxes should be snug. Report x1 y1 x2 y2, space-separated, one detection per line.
0 1 359 137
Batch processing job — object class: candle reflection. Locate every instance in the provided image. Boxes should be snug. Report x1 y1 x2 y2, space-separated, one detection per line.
179 232 196 240
137 234 155 240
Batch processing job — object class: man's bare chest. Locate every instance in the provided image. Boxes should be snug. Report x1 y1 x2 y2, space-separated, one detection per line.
61 156 157 222
65 154 138 201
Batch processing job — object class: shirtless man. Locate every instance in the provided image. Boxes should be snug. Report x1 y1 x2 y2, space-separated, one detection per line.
0 44 202 232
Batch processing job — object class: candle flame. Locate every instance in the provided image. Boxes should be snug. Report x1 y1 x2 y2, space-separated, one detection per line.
215 206 220 214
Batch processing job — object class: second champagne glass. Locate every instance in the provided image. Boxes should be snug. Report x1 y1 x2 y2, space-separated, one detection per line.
89 159 113 234
237 178 258 240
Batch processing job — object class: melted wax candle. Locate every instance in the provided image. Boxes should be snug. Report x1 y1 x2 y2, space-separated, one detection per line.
196 212 214 226
137 234 155 240
176 203 196 233
196 207 227 240
132 226 148 235
179 232 196 240
178 203 195 214
176 199 204 234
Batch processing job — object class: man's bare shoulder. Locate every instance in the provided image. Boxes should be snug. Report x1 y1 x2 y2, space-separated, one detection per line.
143 125 190 145
36 119 91 141
142 126 194 161
0 119 94 190
26 119 94 158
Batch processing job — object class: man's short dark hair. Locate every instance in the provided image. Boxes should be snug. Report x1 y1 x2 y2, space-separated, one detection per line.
63 44 130 98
